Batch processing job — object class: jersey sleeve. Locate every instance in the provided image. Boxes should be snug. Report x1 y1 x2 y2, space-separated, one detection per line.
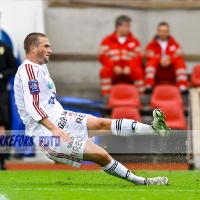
18 64 48 122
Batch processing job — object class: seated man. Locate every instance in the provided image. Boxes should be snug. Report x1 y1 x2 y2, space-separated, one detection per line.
99 15 144 97
145 22 188 93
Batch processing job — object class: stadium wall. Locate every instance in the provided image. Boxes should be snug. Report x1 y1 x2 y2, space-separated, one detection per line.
0 0 45 60
44 4 200 99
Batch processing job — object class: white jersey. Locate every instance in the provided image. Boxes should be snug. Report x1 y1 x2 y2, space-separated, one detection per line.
14 59 64 136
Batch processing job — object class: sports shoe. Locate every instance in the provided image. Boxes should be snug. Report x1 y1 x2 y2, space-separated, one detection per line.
145 177 168 186
151 108 171 137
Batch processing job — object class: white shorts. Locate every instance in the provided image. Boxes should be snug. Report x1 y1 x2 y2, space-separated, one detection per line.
34 110 93 168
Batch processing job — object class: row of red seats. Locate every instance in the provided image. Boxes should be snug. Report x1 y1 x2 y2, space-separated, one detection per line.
107 83 187 130
107 84 184 108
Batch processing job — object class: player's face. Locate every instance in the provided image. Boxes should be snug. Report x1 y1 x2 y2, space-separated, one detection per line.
35 37 52 64
117 21 131 36
157 25 170 41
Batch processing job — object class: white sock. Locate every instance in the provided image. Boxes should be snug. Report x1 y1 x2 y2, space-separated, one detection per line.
102 159 145 185
111 119 157 136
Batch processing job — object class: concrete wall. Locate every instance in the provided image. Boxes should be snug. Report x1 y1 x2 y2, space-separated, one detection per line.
0 0 45 60
44 4 200 99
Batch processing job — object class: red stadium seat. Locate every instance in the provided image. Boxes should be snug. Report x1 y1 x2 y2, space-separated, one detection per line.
111 107 142 122
159 104 187 129
150 84 183 108
107 84 141 107
191 64 200 86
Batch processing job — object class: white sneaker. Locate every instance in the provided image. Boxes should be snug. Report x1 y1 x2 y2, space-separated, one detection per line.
145 177 168 186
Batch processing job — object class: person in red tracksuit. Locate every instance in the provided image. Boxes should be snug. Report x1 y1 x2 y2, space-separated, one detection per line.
99 15 144 97
145 22 188 93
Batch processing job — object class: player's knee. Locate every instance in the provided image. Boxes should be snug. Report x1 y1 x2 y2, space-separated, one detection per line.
98 118 111 130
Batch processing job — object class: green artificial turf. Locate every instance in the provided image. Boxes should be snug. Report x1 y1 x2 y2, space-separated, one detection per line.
0 170 200 200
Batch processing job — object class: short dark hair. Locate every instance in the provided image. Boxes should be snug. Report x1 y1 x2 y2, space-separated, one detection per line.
24 32 46 54
115 15 131 28
158 22 170 28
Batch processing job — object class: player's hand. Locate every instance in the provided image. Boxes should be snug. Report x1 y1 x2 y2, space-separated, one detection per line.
123 66 131 75
160 58 171 68
50 127 71 143
114 66 122 75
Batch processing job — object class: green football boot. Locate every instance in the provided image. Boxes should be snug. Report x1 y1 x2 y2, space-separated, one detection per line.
151 109 171 137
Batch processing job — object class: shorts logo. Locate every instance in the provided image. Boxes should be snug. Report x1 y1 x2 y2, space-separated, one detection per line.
76 114 86 124
68 111 78 118
48 92 56 104
28 79 40 95
58 111 68 129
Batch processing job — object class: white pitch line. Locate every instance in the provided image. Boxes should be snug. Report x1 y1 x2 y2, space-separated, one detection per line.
0 188 199 192
0 194 9 200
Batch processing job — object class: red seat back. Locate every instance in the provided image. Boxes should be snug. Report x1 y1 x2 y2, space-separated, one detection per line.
151 84 183 108
108 84 141 107
159 104 187 129
111 107 142 122
191 64 200 86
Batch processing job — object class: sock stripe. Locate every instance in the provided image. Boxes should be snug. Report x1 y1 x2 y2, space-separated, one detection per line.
104 160 118 173
125 170 130 179
119 118 123 136
116 119 119 135
116 118 123 136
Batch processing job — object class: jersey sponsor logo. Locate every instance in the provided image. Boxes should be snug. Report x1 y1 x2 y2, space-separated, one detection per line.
28 79 40 95
47 82 54 89
76 113 86 124
48 92 56 105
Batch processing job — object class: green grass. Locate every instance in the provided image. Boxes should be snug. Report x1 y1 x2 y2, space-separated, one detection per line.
0 171 200 200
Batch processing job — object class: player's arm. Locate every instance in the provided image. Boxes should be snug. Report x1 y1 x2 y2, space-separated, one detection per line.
39 118 71 143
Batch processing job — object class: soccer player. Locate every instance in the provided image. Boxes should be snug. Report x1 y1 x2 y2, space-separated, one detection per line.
14 33 170 186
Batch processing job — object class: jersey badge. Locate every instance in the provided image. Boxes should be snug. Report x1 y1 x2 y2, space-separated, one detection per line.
28 79 40 95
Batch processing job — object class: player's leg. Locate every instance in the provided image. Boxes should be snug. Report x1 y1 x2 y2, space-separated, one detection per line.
83 141 168 185
87 109 170 138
